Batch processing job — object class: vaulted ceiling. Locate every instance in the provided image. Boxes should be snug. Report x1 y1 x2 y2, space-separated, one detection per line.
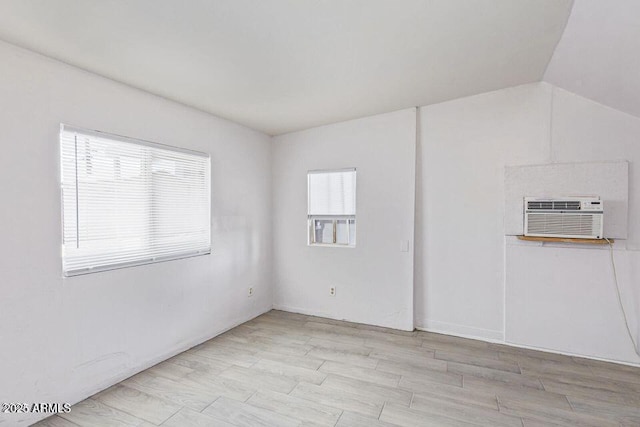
0 0 574 135
545 0 640 120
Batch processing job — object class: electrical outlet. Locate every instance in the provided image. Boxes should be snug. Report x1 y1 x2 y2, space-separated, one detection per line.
329 286 336 296
248 287 254 297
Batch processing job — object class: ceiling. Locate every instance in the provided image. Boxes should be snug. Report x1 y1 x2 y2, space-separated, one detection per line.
0 0 573 135
545 0 640 120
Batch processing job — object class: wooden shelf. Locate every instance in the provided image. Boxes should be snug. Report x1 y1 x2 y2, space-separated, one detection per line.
517 236 612 244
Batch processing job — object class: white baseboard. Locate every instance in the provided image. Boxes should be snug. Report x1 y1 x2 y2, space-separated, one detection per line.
500 340 640 368
272 304 332 319
416 319 504 342
416 319 640 368
273 304 414 331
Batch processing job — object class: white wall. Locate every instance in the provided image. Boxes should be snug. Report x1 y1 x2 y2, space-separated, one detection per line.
533 86 640 363
505 240 639 363
272 109 416 331
0 41 273 425
415 82 640 364
506 87 640 364
550 86 640 360
415 83 552 340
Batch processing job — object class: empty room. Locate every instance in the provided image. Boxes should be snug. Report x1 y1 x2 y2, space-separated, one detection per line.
1 0 640 426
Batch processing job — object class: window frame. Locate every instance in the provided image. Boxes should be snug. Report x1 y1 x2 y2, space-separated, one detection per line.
59 124 211 277
307 168 357 248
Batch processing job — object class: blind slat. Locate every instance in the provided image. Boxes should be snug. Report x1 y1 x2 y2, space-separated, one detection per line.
308 169 356 216
60 125 211 276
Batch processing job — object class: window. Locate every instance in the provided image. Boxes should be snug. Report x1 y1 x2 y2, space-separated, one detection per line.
60 125 211 276
308 168 356 246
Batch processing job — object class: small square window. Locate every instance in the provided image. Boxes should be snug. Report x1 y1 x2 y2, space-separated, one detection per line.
307 168 356 247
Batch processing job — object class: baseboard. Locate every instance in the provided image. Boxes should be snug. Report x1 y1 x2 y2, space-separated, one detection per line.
25 305 272 426
500 340 640 368
416 320 640 368
416 319 505 342
272 304 331 319
273 304 414 331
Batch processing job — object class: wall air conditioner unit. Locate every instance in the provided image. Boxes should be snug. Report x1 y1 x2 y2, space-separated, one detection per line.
524 197 604 239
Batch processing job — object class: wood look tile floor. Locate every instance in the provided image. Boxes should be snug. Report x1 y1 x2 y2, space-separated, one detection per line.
35 310 640 427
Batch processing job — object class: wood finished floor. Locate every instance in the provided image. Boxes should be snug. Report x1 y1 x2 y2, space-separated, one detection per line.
36 310 640 427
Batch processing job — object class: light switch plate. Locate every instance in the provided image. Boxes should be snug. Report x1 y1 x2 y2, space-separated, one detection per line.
400 240 409 252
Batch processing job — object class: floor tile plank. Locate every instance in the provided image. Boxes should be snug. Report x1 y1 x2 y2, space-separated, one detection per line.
202 396 301 427
123 371 218 411
94 384 181 425
401 384 498 410
254 350 326 370
567 394 640 422
380 403 476 427
462 375 574 411
368 347 437 369
498 395 621 427
411 394 523 427
435 350 521 373
449 361 543 389
251 358 327 385
397 368 463 389
308 337 372 356
540 376 640 406
31 416 80 427
247 390 342 426
335 411 400 427
306 348 379 369
319 360 400 387
321 374 413 406
376 358 448 375
161 406 237 427
59 399 147 427
184 370 256 401
190 341 259 367
290 382 383 418
219 365 299 394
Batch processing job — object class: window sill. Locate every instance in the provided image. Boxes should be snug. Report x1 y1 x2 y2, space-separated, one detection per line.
308 243 356 249
63 250 211 277
516 235 612 245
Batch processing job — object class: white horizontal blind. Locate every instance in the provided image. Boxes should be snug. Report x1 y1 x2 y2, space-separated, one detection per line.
308 169 356 215
60 125 210 276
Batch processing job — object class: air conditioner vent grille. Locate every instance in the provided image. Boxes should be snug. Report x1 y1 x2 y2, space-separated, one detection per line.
525 213 602 238
527 201 581 211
